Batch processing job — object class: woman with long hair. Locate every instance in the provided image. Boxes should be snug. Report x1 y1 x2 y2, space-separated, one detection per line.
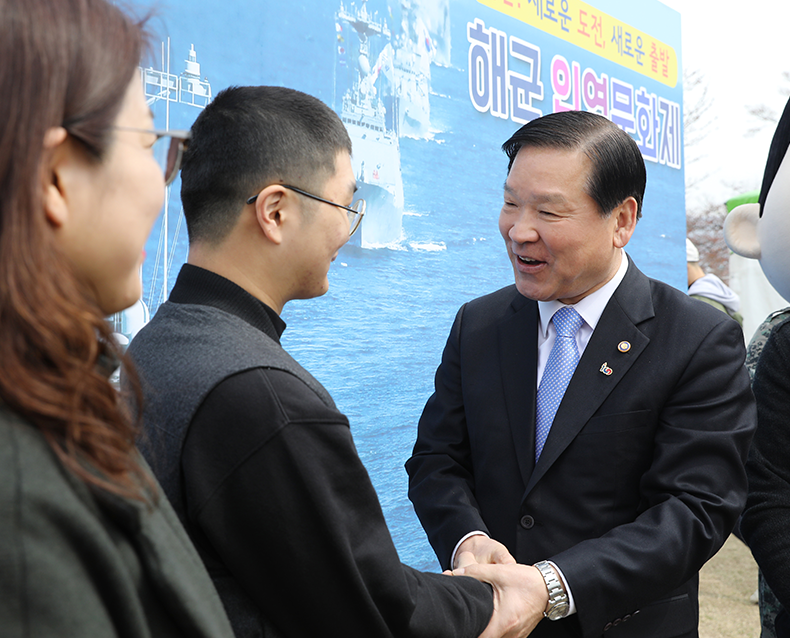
0 0 233 635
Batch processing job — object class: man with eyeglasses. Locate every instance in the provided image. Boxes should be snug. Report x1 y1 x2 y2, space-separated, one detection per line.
125 86 539 638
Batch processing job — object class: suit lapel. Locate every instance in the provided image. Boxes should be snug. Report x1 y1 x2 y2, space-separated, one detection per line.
498 292 539 488
523 258 656 496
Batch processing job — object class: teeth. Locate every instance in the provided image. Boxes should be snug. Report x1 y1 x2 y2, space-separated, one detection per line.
518 256 537 263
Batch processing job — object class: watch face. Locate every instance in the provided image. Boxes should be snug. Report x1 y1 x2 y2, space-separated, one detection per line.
547 602 569 621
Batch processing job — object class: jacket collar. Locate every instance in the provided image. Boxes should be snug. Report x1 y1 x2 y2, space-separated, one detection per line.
498 257 655 492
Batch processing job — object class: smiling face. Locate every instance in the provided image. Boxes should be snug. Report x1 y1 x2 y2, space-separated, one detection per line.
289 150 356 300
499 146 636 304
54 73 164 315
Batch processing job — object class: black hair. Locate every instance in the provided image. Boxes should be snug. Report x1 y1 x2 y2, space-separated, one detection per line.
181 85 352 243
502 111 646 219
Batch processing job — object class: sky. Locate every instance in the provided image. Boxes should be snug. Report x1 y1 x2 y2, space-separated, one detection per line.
657 0 790 212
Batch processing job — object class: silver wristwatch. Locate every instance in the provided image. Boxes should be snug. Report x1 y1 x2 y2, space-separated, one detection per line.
534 560 569 620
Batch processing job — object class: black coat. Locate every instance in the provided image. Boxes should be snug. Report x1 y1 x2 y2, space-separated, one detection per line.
742 319 790 616
128 265 495 638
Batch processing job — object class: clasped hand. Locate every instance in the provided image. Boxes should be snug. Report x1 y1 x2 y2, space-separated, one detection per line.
446 536 549 638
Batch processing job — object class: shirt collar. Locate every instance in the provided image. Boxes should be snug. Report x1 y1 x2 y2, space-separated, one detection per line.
538 250 629 338
168 264 286 342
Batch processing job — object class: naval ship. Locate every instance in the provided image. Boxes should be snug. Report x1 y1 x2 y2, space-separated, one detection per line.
393 0 433 138
335 0 404 247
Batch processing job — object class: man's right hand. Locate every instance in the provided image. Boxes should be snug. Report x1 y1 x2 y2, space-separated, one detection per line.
452 559 548 638
454 535 517 569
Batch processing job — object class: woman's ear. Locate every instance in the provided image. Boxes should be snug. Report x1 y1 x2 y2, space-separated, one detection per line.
42 126 69 228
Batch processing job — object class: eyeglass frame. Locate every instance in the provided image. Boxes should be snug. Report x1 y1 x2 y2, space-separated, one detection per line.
246 184 366 237
113 127 191 186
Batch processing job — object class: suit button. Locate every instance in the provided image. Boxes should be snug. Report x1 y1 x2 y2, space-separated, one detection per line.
520 515 535 529
613 618 622 626
603 623 612 632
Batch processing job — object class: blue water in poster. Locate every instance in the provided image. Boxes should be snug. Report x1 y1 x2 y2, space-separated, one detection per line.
130 0 684 572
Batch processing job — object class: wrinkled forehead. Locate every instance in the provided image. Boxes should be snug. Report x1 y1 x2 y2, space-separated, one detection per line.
512 144 590 169
505 145 593 192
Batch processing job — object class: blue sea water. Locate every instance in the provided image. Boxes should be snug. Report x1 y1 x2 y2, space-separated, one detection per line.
137 0 687 574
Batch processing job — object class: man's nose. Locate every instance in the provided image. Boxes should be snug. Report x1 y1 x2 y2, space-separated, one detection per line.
509 211 539 244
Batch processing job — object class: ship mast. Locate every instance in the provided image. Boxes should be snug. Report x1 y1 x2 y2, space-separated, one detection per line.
139 39 212 311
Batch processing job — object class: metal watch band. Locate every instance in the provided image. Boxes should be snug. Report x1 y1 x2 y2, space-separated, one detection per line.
534 560 570 620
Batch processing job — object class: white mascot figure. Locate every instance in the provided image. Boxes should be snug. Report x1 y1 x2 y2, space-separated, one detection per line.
725 97 790 300
726 95 790 638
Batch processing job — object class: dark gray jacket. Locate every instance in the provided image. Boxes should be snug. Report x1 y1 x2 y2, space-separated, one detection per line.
0 405 234 638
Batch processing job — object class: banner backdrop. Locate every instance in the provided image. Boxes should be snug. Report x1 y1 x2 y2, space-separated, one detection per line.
122 0 683 571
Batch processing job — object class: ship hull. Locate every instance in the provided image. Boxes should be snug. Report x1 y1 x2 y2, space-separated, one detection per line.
349 181 403 247
345 121 403 247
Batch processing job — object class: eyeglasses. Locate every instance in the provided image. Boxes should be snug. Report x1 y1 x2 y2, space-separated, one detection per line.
114 127 191 186
246 184 366 237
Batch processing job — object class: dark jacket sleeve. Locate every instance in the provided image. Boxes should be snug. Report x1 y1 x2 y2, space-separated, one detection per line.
553 315 755 636
742 319 790 607
182 367 493 638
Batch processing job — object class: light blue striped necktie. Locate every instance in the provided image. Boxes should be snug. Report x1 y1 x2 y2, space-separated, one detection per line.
535 306 584 462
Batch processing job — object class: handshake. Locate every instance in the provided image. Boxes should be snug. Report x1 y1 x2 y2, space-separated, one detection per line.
446 535 561 638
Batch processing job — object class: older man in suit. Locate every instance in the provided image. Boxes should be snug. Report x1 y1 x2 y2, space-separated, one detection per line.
406 111 756 638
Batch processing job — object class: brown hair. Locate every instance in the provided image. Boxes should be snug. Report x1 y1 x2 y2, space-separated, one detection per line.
0 0 152 500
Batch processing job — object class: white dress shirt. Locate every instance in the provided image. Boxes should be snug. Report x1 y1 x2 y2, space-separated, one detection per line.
537 249 629 383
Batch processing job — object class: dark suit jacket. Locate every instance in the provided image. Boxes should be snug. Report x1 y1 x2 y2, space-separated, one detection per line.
406 258 756 638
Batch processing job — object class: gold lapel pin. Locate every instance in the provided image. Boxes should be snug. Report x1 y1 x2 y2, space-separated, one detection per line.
599 362 613 375
617 341 631 353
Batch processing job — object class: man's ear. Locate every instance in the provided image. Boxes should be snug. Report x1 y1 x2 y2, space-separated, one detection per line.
612 197 638 249
42 126 69 228
724 203 761 259
251 185 292 245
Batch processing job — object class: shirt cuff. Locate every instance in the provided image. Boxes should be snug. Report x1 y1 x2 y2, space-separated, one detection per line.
451 537 576 618
450 531 489 568
547 561 577 617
